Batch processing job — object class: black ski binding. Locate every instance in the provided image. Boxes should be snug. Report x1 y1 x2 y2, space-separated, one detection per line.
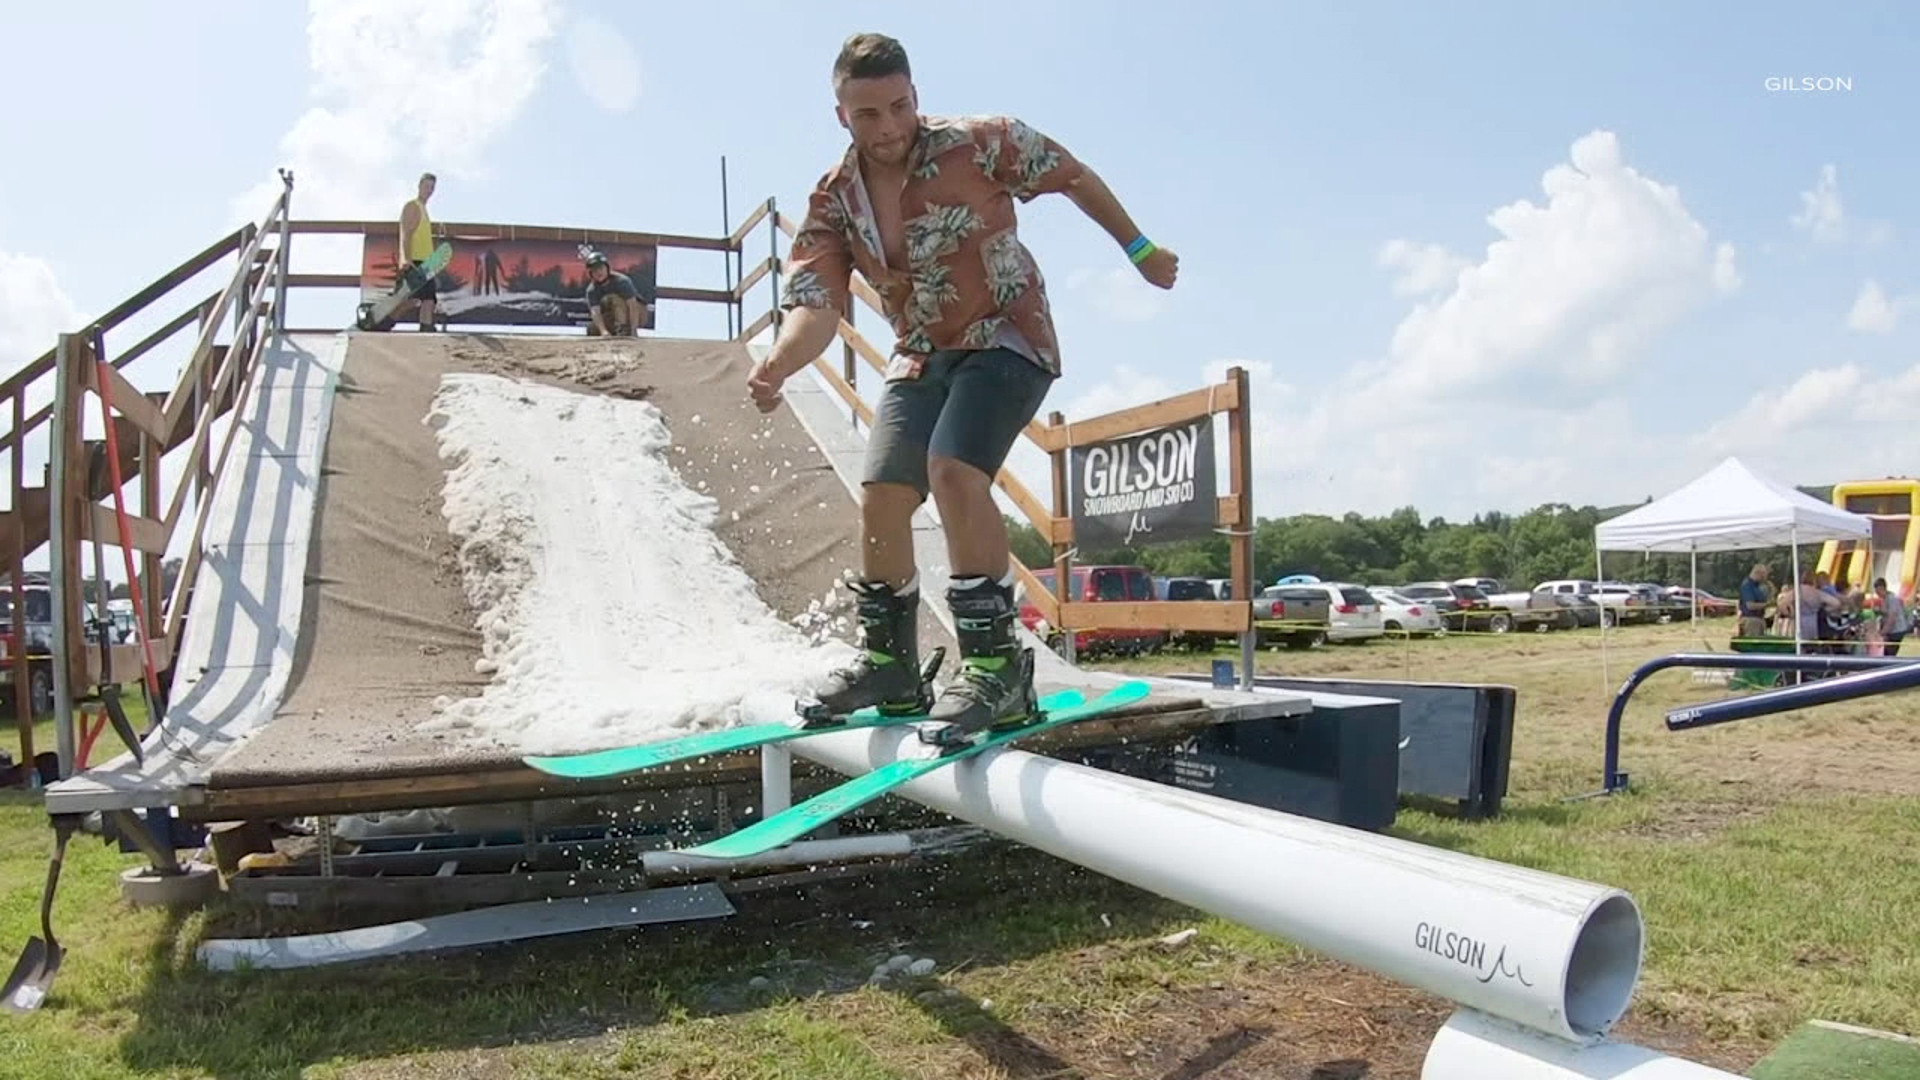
794 646 946 729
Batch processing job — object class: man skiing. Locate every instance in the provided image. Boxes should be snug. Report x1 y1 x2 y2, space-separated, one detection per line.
583 249 646 337
745 32 1178 744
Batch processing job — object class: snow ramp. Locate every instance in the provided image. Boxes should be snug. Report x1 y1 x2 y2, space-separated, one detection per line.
47 331 1302 818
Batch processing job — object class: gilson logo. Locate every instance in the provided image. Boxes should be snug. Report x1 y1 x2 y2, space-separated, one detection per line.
1766 76 1853 92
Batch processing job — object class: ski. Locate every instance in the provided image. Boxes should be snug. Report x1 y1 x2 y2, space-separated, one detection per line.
678 679 1152 860
525 649 989 780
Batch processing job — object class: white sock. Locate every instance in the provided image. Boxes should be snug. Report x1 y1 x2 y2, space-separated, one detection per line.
893 573 919 597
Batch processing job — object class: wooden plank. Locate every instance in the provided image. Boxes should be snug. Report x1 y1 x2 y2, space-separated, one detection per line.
808 356 874 425
728 200 771 246
81 503 168 555
103 295 216 377
54 336 90 690
192 758 770 821
158 220 277 439
85 362 168 441
0 227 247 401
994 470 1055 541
284 273 360 288
656 285 733 305
732 256 776 300
1058 600 1251 634
1227 366 1255 614
286 219 733 253
1014 560 1058 625
738 309 776 343
1033 378 1241 453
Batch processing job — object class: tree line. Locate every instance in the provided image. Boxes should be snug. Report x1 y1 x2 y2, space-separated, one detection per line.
1007 487 1839 597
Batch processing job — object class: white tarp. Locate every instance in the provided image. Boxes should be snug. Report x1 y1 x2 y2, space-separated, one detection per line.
1594 456 1871 554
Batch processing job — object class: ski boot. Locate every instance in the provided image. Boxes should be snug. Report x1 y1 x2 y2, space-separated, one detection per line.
919 575 1041 750
796 579 945 728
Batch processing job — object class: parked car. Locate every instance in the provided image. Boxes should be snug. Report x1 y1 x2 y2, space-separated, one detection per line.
1367 587 1445 637
1532 579 1629 628
1251 584 1334 650
1662 586 1735 618
1547 592 1604 628
1017 565 1166 656
1159 575 1234 648
1594 581 1665 624
1457 578 1575 633
1276 582 1384 644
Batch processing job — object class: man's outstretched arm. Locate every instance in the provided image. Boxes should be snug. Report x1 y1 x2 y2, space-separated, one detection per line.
1063 168 1144 251
1064 167 1178 288
986 117 1177 289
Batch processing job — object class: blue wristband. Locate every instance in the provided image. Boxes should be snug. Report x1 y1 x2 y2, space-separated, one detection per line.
1125 234 1151 257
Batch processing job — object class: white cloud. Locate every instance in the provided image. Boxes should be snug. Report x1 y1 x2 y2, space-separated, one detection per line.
232 0 560 226
1696 361 1920 480
1065 265 1170 323
1378 239 1469 297
1194 130 1743 520
1791 163 1846 242
0 250 84 368
1360 130 1739 410
567 13 641 112
1845 279 1915 334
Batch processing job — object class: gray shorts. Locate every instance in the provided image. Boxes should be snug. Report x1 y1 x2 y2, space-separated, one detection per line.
864 347 1055 497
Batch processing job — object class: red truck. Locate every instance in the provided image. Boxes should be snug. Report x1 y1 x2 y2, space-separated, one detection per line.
1016 564 1167 657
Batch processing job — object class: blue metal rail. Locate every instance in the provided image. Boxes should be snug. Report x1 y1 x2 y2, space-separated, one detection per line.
1591 652 1917 796
1665 659 1920 731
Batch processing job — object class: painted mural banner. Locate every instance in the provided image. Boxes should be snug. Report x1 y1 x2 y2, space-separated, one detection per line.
358 234 658 328
1068 416 1218 549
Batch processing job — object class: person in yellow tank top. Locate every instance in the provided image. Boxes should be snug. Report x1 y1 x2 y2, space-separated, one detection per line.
397 172 438 330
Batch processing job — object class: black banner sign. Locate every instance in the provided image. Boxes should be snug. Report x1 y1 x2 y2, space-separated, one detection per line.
1069 416 1218 549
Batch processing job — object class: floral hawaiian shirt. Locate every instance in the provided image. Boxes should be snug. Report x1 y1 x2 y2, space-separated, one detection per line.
781 114 1085 381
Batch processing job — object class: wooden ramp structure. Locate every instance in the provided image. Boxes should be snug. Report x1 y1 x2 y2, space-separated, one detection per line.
11 172 1315 882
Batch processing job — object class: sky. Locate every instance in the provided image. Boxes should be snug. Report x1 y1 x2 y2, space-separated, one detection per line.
1 0 1916 531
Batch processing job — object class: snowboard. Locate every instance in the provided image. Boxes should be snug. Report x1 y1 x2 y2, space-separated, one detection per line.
356 241 452 331
678 679 1152 860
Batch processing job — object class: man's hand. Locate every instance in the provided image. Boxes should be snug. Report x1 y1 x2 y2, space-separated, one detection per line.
1136 246 1178 290
747 357 786 413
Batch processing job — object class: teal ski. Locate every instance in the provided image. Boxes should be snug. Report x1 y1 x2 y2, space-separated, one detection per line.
679 679 1152 860
524 650 969 780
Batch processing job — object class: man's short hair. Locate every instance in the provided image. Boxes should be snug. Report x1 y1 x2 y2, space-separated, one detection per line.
833 33 909 87
420 172 437 184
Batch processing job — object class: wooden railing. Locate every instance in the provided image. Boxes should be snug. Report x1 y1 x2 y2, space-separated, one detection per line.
762 212 1256 642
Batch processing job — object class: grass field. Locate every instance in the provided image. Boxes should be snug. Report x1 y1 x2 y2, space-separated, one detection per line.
0 620 1915 1078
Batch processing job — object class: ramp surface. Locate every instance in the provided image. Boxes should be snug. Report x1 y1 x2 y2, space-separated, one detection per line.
49 331 1303 816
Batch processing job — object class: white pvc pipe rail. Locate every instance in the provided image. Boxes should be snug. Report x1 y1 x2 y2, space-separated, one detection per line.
1423 1010 1745 1078
784 726 1645 1044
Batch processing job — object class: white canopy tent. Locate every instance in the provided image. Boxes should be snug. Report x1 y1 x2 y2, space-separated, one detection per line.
1592 456 1873 674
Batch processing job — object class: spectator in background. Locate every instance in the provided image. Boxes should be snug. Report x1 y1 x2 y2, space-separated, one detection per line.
1874 578 1909 655
1737 563 1772 641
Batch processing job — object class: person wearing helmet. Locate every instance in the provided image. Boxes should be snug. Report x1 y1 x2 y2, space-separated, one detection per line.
583 249 646 337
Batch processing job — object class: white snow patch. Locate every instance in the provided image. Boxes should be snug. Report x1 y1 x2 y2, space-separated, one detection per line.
419 372 856 753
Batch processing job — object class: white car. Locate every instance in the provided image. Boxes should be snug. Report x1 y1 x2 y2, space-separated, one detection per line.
1313 582 1386 643
1367 587 1445 637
